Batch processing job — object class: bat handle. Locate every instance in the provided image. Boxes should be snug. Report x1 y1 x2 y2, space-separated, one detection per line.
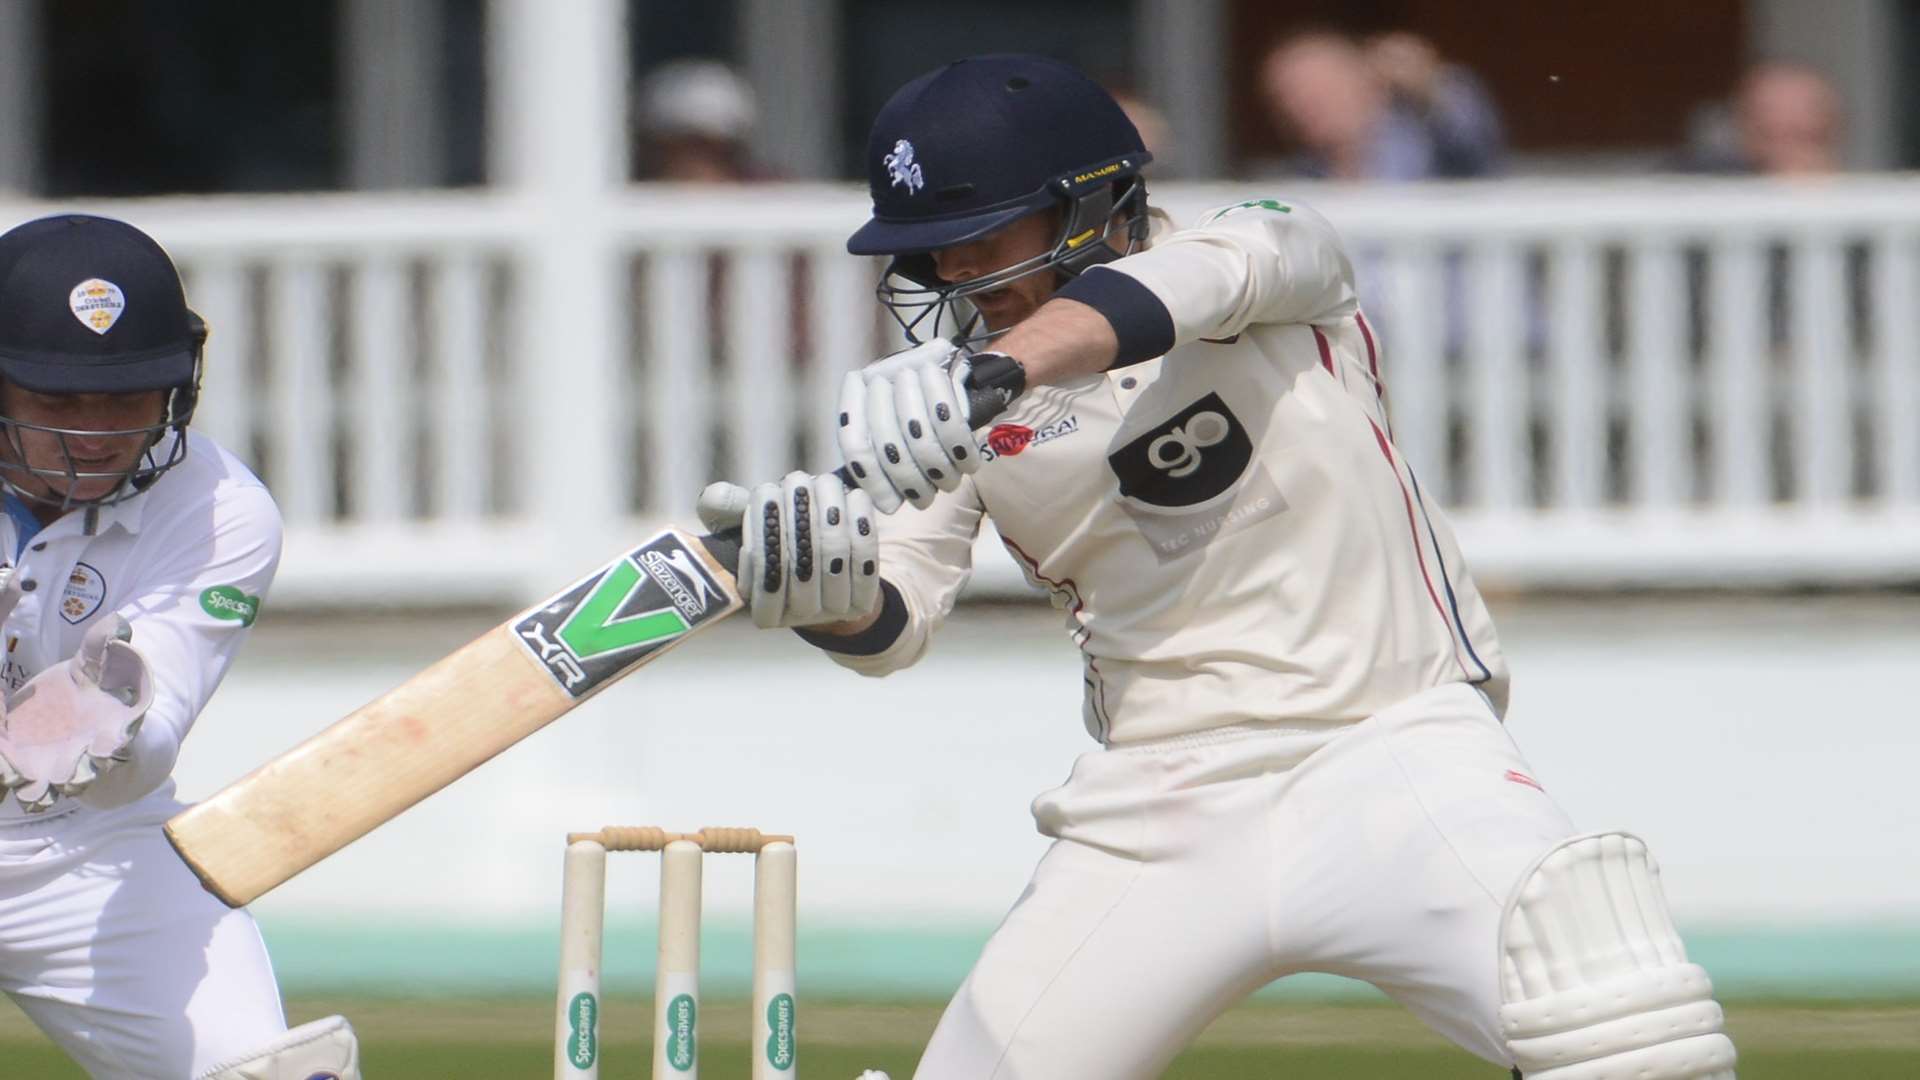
697 377 1012 572
700 528 744 574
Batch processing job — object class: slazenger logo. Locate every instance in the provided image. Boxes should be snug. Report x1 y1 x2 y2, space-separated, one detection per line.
640 549 719 620
513 534 729 699
980 415 1079 462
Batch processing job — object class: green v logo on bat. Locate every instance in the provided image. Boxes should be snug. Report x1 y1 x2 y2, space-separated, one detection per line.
558 560 689 659
515 532 732 699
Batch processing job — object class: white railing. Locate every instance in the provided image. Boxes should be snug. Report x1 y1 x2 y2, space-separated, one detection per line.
13 177 1920 605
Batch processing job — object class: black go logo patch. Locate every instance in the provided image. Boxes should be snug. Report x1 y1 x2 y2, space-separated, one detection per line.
1107 392 1253 508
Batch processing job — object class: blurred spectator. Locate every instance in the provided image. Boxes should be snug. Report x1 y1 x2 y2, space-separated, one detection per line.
633 59 760 182
1110 89 1174 172
1677 62 1843 176
1257 30 1505 180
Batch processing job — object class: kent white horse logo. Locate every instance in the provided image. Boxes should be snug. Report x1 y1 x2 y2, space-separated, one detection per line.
884 139 924 194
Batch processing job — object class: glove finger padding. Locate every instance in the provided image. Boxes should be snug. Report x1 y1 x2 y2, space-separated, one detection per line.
741 479 788 629
813 474 853 617
837 371 901 514
891 372 961 495
708 473 884 630
862 371 932 511
778 471 824 625
838 340 964 514
846 486 881 619
919 357 980 482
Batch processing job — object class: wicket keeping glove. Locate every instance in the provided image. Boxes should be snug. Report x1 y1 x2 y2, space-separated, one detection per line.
0 614 155 813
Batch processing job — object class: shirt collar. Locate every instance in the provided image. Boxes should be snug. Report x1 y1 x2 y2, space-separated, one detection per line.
6 460 159 547
76 430 177 538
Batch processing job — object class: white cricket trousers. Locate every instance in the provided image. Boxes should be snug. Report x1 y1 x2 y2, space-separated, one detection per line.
0 792 288 1078
914 682 1577 1079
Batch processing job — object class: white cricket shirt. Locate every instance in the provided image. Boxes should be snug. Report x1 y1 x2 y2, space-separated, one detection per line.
827 200 1508 744
0 431 281 821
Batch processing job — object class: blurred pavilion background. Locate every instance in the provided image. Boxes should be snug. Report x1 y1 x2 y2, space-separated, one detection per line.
0 0 1912 1001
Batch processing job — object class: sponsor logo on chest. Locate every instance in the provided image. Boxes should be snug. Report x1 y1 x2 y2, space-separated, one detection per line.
1107 392 1253 508
979 414 1080 462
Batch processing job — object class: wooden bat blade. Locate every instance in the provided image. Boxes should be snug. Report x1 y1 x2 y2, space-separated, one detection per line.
165 526 743 907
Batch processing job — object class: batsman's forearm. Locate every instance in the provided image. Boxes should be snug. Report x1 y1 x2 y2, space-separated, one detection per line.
992 297 1119 388
803 609 883 638
792 580 910 657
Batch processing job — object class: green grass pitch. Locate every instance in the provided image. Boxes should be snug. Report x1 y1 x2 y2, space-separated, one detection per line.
0 997 1912 1077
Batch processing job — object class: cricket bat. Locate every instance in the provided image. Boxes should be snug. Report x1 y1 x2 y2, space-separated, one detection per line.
165 527 748 907
166 368 1016 907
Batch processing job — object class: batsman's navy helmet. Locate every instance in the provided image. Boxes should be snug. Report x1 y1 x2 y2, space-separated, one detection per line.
848 54 1152 343
0 214 205 509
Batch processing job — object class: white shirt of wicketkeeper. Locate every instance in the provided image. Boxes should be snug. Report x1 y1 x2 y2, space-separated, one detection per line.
0 383 176 520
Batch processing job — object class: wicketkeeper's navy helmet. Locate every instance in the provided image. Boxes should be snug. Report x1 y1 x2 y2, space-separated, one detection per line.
848 54 1152 344
0 214 205 509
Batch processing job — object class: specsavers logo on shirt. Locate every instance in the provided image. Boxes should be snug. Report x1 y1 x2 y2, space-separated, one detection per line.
200 585 260 627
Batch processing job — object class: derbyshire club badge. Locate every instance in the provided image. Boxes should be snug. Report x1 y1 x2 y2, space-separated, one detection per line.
69 278 126 335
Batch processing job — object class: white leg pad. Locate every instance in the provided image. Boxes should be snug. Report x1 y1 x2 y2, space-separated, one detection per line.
194 1015 361 1080
1498 832 1736 1080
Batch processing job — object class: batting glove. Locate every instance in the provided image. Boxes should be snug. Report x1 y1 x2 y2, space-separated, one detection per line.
838 340 1027 513
698 472 882 629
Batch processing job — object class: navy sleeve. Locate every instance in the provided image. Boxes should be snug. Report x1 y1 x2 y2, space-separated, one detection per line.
792 579 910 656
1055 265 1176 369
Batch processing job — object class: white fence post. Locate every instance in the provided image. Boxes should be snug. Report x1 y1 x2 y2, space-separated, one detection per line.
488 0 629 574
187 258 252 460
1465 238 1528 511
1627 237 1688 507
644 246 713 517
1709 236 1770 507
1870 230 1920 504
1791 235 1853 506
430 254 490 519
1547 237 1604 510
349 257 411 522
267 260 332 525
1376 242 1449 499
